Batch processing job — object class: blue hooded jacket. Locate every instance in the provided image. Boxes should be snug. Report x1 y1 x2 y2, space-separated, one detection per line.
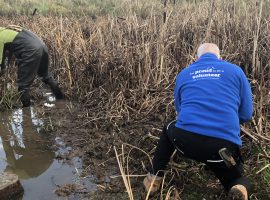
174 53 253 146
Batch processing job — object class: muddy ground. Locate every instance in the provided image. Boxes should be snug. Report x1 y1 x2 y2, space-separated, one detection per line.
39 100 269 200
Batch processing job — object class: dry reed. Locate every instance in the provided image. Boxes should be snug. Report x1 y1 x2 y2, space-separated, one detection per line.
0 0 270 198
1 0 269 141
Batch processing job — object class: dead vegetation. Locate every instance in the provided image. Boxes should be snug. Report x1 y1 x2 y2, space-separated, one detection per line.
0 0 270 199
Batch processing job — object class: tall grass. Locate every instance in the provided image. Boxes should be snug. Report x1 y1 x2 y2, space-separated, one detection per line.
1 0 269 153
1 0 270 198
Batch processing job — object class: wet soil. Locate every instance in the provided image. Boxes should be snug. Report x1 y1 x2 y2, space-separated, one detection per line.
42 101 270 200
0 98 96 200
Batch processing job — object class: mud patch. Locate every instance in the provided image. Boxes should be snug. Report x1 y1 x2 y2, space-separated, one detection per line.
41 100 269 200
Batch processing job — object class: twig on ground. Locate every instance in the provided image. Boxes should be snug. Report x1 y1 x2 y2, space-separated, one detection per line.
256 164 270 174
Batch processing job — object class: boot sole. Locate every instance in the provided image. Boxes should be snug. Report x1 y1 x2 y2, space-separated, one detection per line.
228 187 246 200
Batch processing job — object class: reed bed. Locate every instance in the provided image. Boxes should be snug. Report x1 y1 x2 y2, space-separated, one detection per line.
1 0 269 141
0 0 269 199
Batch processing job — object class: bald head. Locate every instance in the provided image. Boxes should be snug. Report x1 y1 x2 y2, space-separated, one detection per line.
197 43 220 59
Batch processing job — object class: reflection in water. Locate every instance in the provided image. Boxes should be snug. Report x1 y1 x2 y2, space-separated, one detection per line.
0 107 54 179
0 103 96 200
44 92 55 108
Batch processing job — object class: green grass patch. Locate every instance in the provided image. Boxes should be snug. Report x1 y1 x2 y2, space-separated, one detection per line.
0 0 164 16
0 83 19 111
261 157 270 188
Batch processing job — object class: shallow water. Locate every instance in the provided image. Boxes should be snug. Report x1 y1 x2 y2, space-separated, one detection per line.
0 95 96 200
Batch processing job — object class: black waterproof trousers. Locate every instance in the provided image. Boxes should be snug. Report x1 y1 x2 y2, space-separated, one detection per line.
8 29 52 90
151 120 252 196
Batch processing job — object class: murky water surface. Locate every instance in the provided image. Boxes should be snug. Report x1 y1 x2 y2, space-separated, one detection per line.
0 95 96 200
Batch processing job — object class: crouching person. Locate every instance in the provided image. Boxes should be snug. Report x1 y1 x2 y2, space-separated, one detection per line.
144 43 253 200
0 25 64 107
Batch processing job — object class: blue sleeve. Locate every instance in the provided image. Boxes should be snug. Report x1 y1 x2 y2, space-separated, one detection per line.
174 74 181 114
238 70 253 123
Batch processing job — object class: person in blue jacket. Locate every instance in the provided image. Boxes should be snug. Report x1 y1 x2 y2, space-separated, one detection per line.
143 43 253 200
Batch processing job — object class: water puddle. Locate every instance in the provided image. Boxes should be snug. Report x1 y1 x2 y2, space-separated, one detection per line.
0 94 96 199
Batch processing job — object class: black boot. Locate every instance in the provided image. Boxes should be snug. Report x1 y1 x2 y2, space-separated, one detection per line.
43 78 64 99
19 88 31 107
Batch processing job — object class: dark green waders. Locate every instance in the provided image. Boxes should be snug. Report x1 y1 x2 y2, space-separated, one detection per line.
7 29 63 107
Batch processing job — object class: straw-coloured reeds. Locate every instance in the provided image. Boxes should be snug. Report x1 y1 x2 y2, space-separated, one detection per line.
1 0 269 140
0 0 269 198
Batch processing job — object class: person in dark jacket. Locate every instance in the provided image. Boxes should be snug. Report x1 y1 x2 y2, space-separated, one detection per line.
0 25 64 107
143 43 253 200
